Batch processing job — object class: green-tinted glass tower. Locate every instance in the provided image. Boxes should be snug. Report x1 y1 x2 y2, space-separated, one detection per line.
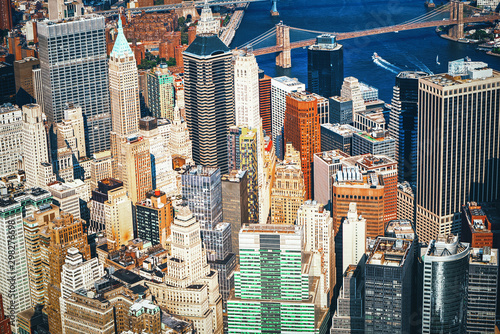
227 224 330 334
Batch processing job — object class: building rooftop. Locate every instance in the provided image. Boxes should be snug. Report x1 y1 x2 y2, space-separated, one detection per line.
397 71 429 79
314 150 349 165
289 90 316 102
397 181 414 195
272 76 304 87
330 96 351 103
425 234 469 258
240 223 301 235
470 247 497 266
355 129 391 142
321 123 358 136
385 220 415 239
183 34 230 58
222 169 246 182
111 269 143 285
366 237 413 267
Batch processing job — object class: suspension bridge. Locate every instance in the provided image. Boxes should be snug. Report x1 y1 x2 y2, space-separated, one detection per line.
237 1 500 68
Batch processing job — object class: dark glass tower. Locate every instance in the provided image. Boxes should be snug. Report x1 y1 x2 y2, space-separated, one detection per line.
183 34 234 174
388 71 428 185
307 34 343 98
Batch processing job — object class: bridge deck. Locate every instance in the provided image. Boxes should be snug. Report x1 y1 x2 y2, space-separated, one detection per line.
252 15 500 56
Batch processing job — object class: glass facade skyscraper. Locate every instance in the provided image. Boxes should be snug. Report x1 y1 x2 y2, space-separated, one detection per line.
307 34 344 99
388 71 428 185
38 15 111 156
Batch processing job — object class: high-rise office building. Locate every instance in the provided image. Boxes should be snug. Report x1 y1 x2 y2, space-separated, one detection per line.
341 77 365 115
284 91 321 200
135 189 173 248
148 206 223 333
222 170 249 258
461 202 493 249
88 178 123 233
14 57 39 107
139 117 177 195
183 33 234 174
48 182 81 219
227 224 330 333
22 104 53 189
307 34 343 98
332 166 385 237
331 265 364 333
329 96 353 125
270 143 306 224
314 93 330 125
364 237 415 333
258 70 272 137
388 71 428 184
227 126 259 224
38 15 111 156
147 64 175 120
271 76 305 159
421 235 469 334
0 62 15 105
55 104 86 163
48 0 83 20
0 189 51 331
352 128 396 159
104 186 134 251
0 294 12 334
234 52 260 129
296 200 335 307
313 150 348 211
44 211 91 334
416 61 500 242
320 123 357 154
0 0 12 30
259 136 277 224
119 136 152 204
397 181 414 222
341 203 366 273
467 247 498 333
90 150 112 191
354 108 386 132
0 103 22 177
169 106 193 162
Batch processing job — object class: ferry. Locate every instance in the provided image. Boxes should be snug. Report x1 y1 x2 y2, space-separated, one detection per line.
372 52 380 60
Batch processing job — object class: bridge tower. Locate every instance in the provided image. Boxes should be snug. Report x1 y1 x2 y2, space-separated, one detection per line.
449 1 464 40
276 22 291 68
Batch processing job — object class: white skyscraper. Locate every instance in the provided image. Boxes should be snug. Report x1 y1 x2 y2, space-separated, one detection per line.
197 0 219 35
109 17 140 179
342 202 366 273
169 106 193 161
57 104 86 160
0 103 22 177
22 104 52 189
271 76 305 159
341 77 366 116
234 52 260 129
296 200 335 307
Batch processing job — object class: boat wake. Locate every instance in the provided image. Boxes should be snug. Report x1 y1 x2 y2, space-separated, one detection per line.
407 55 434 75
372 52 403 74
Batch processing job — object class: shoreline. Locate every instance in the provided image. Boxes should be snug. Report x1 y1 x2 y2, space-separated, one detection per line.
220 3 248 46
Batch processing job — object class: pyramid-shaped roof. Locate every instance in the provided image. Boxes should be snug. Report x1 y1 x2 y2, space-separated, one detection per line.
183 34 230 58
111 17 133 58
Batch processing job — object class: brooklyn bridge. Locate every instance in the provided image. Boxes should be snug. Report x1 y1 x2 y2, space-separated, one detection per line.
236 1 500 68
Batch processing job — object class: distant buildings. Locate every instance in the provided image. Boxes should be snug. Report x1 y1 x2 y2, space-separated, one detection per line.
284 91 321 200
421 235 470 334
183 33 234 174
307 34 344 98
416 62 500 242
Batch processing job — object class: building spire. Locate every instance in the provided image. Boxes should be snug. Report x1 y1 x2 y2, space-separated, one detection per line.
110 16 133 58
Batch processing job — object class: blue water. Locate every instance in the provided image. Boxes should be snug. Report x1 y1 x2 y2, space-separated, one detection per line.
231 0 500 102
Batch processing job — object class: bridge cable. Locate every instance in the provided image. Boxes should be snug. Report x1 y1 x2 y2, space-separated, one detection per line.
238 27 276 48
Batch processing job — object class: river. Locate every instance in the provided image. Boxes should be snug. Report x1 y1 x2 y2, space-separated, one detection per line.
230 0 500 103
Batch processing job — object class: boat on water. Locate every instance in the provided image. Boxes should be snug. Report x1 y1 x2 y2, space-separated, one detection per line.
372 52 380 60
458 38 470 44
436 55 440 65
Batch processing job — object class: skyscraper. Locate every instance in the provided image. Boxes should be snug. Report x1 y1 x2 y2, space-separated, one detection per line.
38 15 111 156
14 57 39 107
352 128 396 159
331 265 364 333
0 294 12 334
227 224 330 333
271 76 305 159
388 71 428 184
104 186 134 251
258 70 272 137
341 77 366 115
119 136 152 204
0 103 22 177
135 189 173 248
147 64 175 120
22 104 53 189
0 0 12 30
307 34 343 98
183 33 234 174
284 91 321 200
341 203 366 273
313 150 348 211
329 96 353 125
169 106 193 162
467 247 498 333
421 235 469 334
416 61 500 242
234 51 260 129
365 237 415 333
148 206 223 333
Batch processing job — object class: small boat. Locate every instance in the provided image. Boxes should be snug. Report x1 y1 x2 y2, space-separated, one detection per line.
372 52 380 60
395 31 399 33
436 55 440 65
